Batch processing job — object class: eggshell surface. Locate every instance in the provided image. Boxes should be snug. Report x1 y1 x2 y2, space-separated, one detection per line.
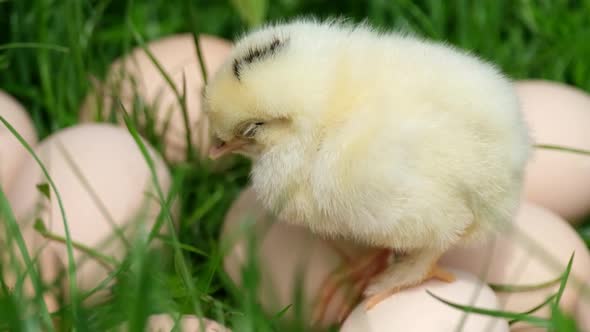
221 187 369 327
516 80 590 222
578 290 590 332
0 90 38 191
80 34 232 161
340 269 508 332
145 314 230 332
116 314 230 331
441 202 590 327
6 123 171 296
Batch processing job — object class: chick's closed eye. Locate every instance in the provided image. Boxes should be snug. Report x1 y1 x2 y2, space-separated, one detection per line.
208 120 266 159
236 121 265 139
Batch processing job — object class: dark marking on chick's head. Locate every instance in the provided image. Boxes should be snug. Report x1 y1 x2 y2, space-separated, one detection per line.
233 37 287 81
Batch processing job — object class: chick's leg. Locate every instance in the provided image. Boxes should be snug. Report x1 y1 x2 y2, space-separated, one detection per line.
364 248 456 310
311 248 391 325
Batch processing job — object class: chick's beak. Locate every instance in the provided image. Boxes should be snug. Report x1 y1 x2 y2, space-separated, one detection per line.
208 138 248 160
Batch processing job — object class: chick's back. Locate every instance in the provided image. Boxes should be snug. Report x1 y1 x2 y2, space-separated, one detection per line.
289 22 532 249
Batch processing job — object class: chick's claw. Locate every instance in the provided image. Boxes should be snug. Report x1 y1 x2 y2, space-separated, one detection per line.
364 286 401 310
311 249 391 325
427 263 456 283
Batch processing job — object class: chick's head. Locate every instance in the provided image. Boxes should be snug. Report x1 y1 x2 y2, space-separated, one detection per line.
204 21 336 160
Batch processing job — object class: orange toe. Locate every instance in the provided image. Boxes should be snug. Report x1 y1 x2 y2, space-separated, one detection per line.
428 264 456 283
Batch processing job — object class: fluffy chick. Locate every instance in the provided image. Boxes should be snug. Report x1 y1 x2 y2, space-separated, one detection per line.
204 18 530 308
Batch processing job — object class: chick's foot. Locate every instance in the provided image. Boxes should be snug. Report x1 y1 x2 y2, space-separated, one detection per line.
364 261 456 310
311 248 391 325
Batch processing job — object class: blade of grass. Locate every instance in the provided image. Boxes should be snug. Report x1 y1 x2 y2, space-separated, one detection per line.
229 0 268 28
553 252 575 306
180 72 194 161
64 0 86 91
154 236 209 257
535 144 590 156
489 275 562 293
185 187 224 226
0 204 43 332
427 290 552 328
0 262 26 332
33 219 119 270
54 140 130 249
184 0 208 84
126 234 153 332
128 23 194 161
508 294 556 325
397 0 440 38
34 3 60 129
1 116 82 330
119 106 203 316
512 227 589 301
0 43 69 52
36 183 51 199
49 260 131 326
144 163 183 243
200 239 225 295
550 306 578 332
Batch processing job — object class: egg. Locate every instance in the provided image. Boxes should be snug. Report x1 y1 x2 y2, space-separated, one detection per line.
440 202 590 329
6 123 172 302
0 90 38 191
145 314 230 332
340 269 509 332
577 288 590 332
80 34 232 162
115 314 230 331
516 80 590 222
221 187 369 327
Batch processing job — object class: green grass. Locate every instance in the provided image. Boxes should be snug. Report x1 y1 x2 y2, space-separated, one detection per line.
1 0 590 331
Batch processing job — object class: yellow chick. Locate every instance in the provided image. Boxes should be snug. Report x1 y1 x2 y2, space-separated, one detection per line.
204 18 530 320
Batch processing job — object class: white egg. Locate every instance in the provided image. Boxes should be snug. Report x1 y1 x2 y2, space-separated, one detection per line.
516 80 590 222
0 90 38 191
441 202 590 330
340 269 509 332
221 187 368 327
80 34 232 162
6 123 172 301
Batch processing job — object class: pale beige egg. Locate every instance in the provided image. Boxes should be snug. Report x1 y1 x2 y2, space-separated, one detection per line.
516 80 590 223
115 314 230 331
340 269 509 332
144 314 230 332
440 202 590 330
6 123 172 302
221 187 369 327
80 34 232 162
0 90 44 309
577 287 590 332
0 90 38 191
509 322 561 332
